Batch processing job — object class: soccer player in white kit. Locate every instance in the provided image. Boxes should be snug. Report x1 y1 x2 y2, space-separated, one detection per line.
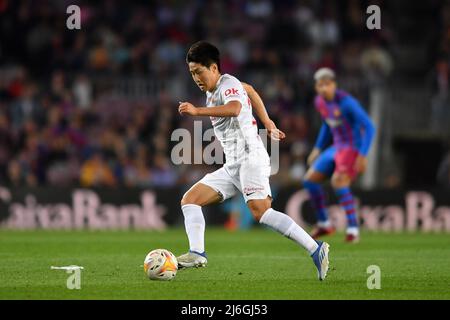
177 41 330 280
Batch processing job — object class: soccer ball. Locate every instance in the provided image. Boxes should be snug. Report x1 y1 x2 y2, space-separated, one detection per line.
144 249 178 281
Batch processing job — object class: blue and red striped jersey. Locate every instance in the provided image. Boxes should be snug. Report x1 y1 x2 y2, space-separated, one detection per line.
313 90 376 156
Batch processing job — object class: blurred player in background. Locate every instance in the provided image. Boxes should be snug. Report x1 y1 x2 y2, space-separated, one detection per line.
177 41 330 280
303 68 376 243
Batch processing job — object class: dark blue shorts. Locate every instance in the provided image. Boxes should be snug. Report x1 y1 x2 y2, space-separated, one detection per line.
311 146 336 177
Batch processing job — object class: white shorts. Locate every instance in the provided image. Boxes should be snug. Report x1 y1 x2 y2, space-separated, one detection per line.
198 159 272 203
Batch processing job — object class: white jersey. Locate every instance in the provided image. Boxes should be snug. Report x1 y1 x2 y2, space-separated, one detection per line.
205 74 269 169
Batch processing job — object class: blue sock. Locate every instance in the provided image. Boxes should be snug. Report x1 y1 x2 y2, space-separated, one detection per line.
334 187 358 228
303 180 329 224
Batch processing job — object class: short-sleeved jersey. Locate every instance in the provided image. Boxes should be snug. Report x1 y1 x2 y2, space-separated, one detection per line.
205 74 267 166
313 90 376 156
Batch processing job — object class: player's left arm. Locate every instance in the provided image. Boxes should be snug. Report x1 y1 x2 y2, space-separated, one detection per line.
241 82 286 140
343 97 376 172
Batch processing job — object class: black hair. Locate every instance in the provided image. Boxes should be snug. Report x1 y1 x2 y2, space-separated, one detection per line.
186 41 221 72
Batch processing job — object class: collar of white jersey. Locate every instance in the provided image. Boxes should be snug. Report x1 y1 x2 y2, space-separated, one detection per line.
208 73 229 94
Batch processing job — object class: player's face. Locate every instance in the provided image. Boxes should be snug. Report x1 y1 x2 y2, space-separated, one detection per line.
315 78 337 101
188 62 218 92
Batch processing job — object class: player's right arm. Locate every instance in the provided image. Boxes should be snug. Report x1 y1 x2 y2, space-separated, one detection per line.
178 101 242 117
307 122 331 166
241 82 286 140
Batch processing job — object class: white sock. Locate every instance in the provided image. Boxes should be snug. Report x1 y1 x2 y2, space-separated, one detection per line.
260 208 319 254
318 220 331 228
182 204 205 253
346 226 359 236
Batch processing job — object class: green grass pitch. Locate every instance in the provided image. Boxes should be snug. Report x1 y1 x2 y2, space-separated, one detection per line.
0 228 449 299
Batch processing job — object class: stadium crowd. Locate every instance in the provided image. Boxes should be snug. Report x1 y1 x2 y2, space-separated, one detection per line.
0 0 432 189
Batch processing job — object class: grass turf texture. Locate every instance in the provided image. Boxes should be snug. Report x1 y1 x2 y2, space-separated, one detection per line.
0 228 449 300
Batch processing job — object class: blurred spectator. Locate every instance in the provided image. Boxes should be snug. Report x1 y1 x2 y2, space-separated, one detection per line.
72 74 92 110
360 40 394 86
124 157 152 187
429 58 449 133
0 0 396 189
151 153 178 187
9 82 40 130
80 153 116 187
246 0 273 19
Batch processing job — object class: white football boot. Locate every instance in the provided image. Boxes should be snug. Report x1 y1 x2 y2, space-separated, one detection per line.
177 250 207 269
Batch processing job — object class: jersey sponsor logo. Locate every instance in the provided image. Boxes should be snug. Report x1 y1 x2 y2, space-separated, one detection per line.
224 88 239 97
333 108 341 117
